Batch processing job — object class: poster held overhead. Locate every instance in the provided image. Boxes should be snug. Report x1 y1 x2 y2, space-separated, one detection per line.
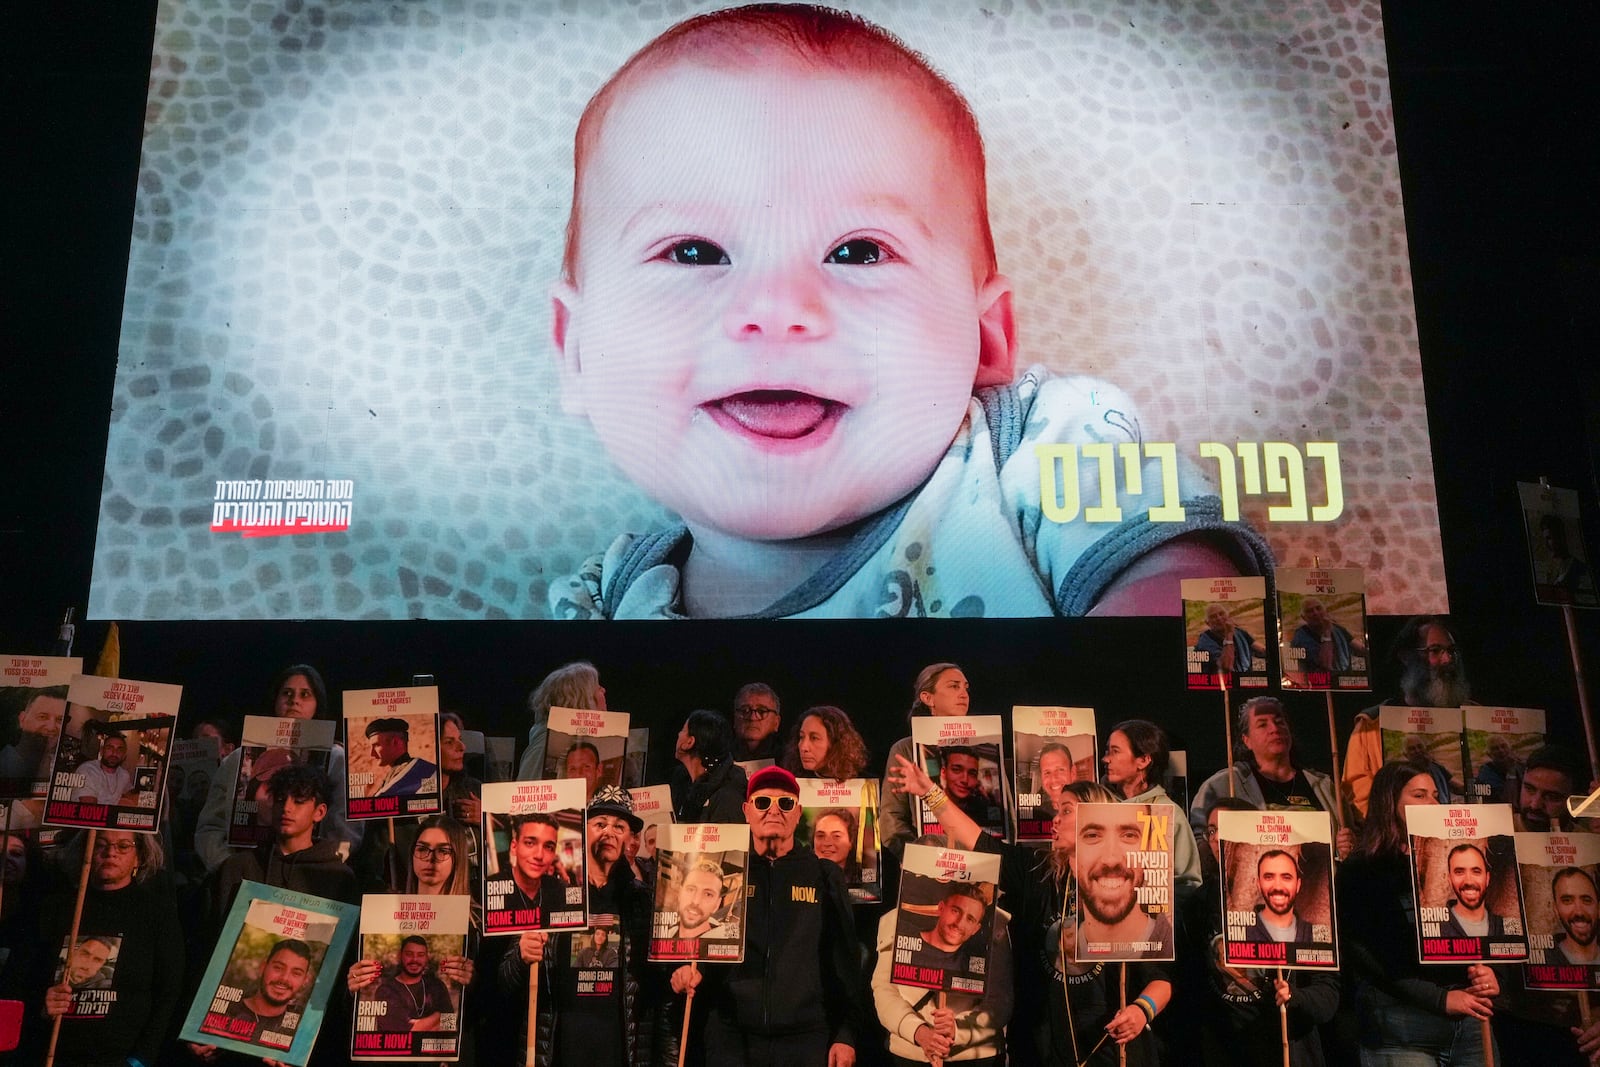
1276 568 1370 691
1519 482 1598 609
628 785 673 863
890 843 1002 995
229 716 337 847
344 687 442 820
1011 706 1095 842
1463 707 1545 805
480 779 588 934
1379 706 1466 804
1405 804 1528 964
43 674 181 833
350 894 472 1061
1216 809 1339 970
0 655 81 799
648 823 749 965
1183 577 1271 692
543 707 630 801
1516 831 1600 990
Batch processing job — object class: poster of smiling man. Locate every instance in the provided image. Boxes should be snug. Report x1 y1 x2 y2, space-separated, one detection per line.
0 655 80 799
1517 831 1600 991
649 822 749 965
1012 705 1096 841
350 894 472 1061
1074 801 1176 962
481 778 587 934
43 674 181 833
1406 804 1527 964
890 843 1002 995
1217 809 1338 969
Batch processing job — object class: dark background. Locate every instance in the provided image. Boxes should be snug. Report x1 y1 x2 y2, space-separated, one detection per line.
5 2 1598 788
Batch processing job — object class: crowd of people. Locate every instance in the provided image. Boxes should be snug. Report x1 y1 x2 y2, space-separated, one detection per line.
1 615 1597 1066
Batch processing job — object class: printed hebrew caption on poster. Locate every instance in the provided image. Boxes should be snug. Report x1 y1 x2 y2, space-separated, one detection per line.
351 894 472 1061
1074 801 1177 962
542 706 630 799
1516 831 1600 990
1519 482 1599 609
1405 804 1528 964
1380 706 1466 803
180 880 359 1066
343 687 441 820
230 715 337 847
0 654 81 799
43 674 181 833
623 727 649 789
1276 567 1370 691
798 777 880 903
1012 706 1096 841
912 715 1007 841
50 929 125 1019
628 785 672 863
1464 707 1546 805
649 822 749 964
480 779 587 934
1183 577 1271 690
1217 809 1339 970
890 843 1002 995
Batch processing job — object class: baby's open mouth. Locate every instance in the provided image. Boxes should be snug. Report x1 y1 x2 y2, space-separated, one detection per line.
707 390 841 441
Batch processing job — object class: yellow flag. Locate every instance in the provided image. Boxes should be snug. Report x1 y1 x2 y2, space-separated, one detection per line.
94 622 121 679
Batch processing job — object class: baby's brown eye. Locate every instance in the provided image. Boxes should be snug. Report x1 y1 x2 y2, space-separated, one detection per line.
663 240 729 265
825 238 885 265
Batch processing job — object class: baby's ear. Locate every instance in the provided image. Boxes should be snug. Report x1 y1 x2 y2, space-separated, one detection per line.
550 281 588 418
973 274 1017 388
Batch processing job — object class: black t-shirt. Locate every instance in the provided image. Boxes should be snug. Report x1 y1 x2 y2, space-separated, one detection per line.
555 875 623 1065
1250 766 1321 812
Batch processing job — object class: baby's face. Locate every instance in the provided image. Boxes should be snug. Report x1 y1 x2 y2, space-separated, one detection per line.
555 62 1014 541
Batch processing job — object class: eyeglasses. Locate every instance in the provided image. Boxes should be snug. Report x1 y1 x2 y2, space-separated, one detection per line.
94 841 137 855
750 795 797 813
1418 644 1459 658
735 705 777 720
413 844 456 860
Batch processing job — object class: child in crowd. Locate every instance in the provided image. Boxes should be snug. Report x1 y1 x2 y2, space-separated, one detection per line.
547 4 1270 620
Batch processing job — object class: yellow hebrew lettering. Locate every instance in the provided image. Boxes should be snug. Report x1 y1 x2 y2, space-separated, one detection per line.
1142 443 1187 522
1035 444 1081 523
1305 442 1344 522
1235 442 1263 496
1263 442 1308 521
1118 443 1143 498
1199 443 1240 522
1081 443 1123 523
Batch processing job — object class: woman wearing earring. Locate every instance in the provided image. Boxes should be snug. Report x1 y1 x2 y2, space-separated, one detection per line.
878 664 971 860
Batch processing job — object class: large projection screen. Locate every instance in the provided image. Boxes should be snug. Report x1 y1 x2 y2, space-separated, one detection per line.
91 0 1443 621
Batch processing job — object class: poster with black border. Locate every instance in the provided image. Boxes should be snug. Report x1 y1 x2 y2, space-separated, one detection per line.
229 715 337 847
1073 801 1177 962
1516 831 1600 990
628 784 673 863
1380 705 1466 803
1464 707 1546 804
1276 567 1371 691
343 686 441 820
798 777 880 902
542 706 629 800
43 674 181 832
0 655 80 799
351 893 471 1060
480 778 587 935
1183 576 1271 690
889 842 1001 994
1217 808 1338 969
1012 706 1096 842
1519 481 1599 609
180 880 359 1065
1405 803 1527 963
911 714 1007 841
648 822 748 964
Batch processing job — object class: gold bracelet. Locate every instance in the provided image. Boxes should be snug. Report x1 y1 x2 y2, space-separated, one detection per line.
926 785 949 811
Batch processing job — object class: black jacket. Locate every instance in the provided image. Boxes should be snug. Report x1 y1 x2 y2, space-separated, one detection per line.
674 761 749 825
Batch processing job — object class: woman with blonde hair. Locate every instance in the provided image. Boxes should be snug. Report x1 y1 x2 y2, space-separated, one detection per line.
517 660 606 779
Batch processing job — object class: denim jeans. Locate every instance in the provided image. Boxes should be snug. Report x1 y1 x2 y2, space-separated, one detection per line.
1358 997 1497 1067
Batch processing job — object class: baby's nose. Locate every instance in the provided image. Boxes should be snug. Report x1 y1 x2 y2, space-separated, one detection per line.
723 265 832 341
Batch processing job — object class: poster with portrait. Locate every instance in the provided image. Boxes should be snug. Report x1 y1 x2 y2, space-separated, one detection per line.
623 728 649 789
1183 577 1271 691
542 707 629 800
890 843 1001 995
1276 567 1371 691
50 930 125 1019
798 777 880 903
1380 706 1466 803
1517 832 1600 990
169 734 221 821
480 778 587 934
43 674 181 833
566 913 622 1001
180 880 359 1066
1073 801 1177 962
1519 482 1598 609
1464 707 1546 805
351 894 471 1061
0 654 80 799
912 715 1007 841
1012 706 1096 842
343 686 441 820
648 822 749 964
628 785 673 863
1405 804 1527 964
1217 809 1338 969
229 715 337 847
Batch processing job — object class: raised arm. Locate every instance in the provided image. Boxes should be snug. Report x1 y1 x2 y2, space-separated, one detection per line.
887 753 982 850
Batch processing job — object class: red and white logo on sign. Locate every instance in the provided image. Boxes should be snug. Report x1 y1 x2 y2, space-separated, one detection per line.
211 479 353 537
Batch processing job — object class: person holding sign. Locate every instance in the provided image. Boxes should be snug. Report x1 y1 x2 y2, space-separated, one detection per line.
669 767 862 1067
1102 720 1202 896
880 664 970 860
891 755 1171 1065
1336 761 1501 1064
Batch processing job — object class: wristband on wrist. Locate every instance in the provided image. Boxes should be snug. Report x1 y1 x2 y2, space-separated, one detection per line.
926 785 949 812
1134 994 1158 1023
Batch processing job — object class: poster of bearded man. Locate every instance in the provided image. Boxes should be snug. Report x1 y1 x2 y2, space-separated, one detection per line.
1516 831 1600 990
1406 803 1528 964
1217 809 1338 969
1073 802 1176 962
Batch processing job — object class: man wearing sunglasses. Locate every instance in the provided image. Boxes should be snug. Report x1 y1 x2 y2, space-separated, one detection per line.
731 682 784 762
670 766 864 1067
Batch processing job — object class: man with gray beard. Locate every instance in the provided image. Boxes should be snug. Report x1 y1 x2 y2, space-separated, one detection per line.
1340 616 1472 821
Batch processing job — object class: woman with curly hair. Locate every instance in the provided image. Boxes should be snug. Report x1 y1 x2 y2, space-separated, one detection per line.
783 705 870 781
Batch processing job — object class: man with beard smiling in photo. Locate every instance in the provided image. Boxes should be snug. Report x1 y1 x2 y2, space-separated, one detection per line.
1077 803 1172 960
1343 615 1475 821
1243 850 1314 945
1548 867 1600 965
1437 843 1508 940
227 939 315 1043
